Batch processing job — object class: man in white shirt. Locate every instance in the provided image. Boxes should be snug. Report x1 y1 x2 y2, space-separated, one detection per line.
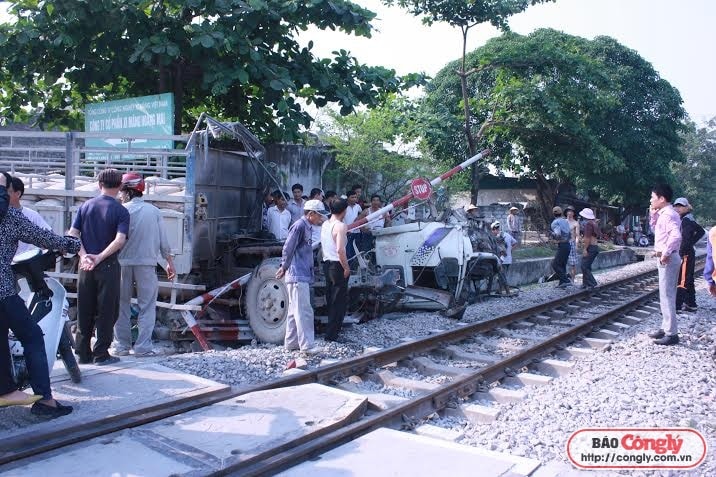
344 189 362 267
321 199 350 341
358 194 391 254
9 177 52 257
267 190 291 241
506 206 521 244
490 221 518 272
261 191 274 231
361 194 391 232
287 183 305 224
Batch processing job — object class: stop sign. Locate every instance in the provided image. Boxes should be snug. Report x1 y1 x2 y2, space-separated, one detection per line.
410 178 432 200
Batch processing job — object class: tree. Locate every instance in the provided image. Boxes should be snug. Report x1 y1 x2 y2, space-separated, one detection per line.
0 0 424 139
421 29 685 224
384 0 555 203
318 95 437 200
672 119 716 224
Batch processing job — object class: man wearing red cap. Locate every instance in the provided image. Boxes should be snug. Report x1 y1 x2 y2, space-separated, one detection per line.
113 173 176 357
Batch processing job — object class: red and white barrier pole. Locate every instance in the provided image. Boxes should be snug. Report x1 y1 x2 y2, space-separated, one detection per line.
347 149 490 231
180 273 252 351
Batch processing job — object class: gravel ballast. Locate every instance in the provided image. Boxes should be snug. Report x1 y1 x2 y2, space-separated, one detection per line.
161 257 667 385
161 256 715 475
441 279 716 477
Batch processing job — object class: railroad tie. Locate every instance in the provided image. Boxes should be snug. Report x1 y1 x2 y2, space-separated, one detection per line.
443 345 497 365
443 403 501 424
477 387 527 404
372 369 440 393
535 359 575 377
404 357 472 378
581 337 613 350
603 321 631 332
588 329 620 341
503 372 554 387
413 424 465 442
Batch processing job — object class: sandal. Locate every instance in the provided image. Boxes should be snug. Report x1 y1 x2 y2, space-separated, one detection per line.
0 394 43 407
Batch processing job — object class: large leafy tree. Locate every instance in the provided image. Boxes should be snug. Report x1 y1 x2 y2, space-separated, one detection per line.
672 119 716 223
318 95 437 200
422 29 685 223
384 0 556 202
0 0 423 139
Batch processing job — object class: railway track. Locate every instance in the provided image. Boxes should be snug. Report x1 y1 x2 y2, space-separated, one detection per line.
1 265 693 474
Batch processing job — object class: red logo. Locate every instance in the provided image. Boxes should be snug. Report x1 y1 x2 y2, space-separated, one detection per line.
567 428 707 470
410 178 432 200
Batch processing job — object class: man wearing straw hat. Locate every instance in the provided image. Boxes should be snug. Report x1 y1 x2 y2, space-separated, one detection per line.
507 206 521 244
579 208 599 289
465 204 480 220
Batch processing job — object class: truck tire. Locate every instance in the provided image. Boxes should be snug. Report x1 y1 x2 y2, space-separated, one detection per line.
245 258 288 344
58 328 82 384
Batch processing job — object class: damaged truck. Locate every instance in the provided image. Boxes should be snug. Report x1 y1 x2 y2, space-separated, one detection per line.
0 118 501 349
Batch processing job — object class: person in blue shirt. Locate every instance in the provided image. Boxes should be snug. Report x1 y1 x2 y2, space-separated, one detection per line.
705 227 716 298
276 200 328 355
68 169 130 366
550 206 572 288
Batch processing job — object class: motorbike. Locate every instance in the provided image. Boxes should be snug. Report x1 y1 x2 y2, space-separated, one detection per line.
8 248 81 388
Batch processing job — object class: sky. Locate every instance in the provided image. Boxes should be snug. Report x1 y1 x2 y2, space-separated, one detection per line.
301 0 716 124
1 0 714 123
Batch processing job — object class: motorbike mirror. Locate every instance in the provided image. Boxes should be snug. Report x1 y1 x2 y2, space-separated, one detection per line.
11 248 45 265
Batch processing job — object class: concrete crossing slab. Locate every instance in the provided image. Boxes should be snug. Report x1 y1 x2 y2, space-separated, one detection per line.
1 383 368 477
0 360 228 439
279 427 541 477
147 383 367 462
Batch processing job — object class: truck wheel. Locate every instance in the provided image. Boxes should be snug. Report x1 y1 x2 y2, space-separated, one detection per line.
58 328 82 384
245 258 288 344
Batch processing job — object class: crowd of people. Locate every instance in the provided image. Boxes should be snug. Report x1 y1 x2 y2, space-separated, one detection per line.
2 173 714 420
270 184 390 354
1 169 175 419
546 184 713 347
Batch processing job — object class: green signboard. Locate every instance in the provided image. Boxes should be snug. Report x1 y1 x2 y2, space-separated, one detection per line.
84 93 174 150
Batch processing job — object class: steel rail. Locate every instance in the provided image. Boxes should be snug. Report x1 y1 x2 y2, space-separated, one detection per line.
0 266 667 466
218 275 667 476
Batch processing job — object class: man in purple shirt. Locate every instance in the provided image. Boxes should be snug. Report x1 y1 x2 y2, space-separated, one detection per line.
68 169 130 365
647 184 682 346
276 199 327 354
705 227 716 297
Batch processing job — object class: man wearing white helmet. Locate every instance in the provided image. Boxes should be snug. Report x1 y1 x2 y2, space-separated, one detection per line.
490 221 518 273
113 172 176 357
579 208 599 289
276 199 328 355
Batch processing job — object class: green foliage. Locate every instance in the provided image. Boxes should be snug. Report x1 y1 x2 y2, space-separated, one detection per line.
384 0 554 29
384 0 556 203
0 0 425 139
318 95 438 200
672 119 716 224
422 29 686 213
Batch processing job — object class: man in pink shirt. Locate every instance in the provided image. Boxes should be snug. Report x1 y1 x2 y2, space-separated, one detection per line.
647 184 682 346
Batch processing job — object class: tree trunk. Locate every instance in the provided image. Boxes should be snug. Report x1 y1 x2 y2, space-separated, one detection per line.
458 26 480 205
172 60 184 134
534 169 555 231
158 64 168 93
